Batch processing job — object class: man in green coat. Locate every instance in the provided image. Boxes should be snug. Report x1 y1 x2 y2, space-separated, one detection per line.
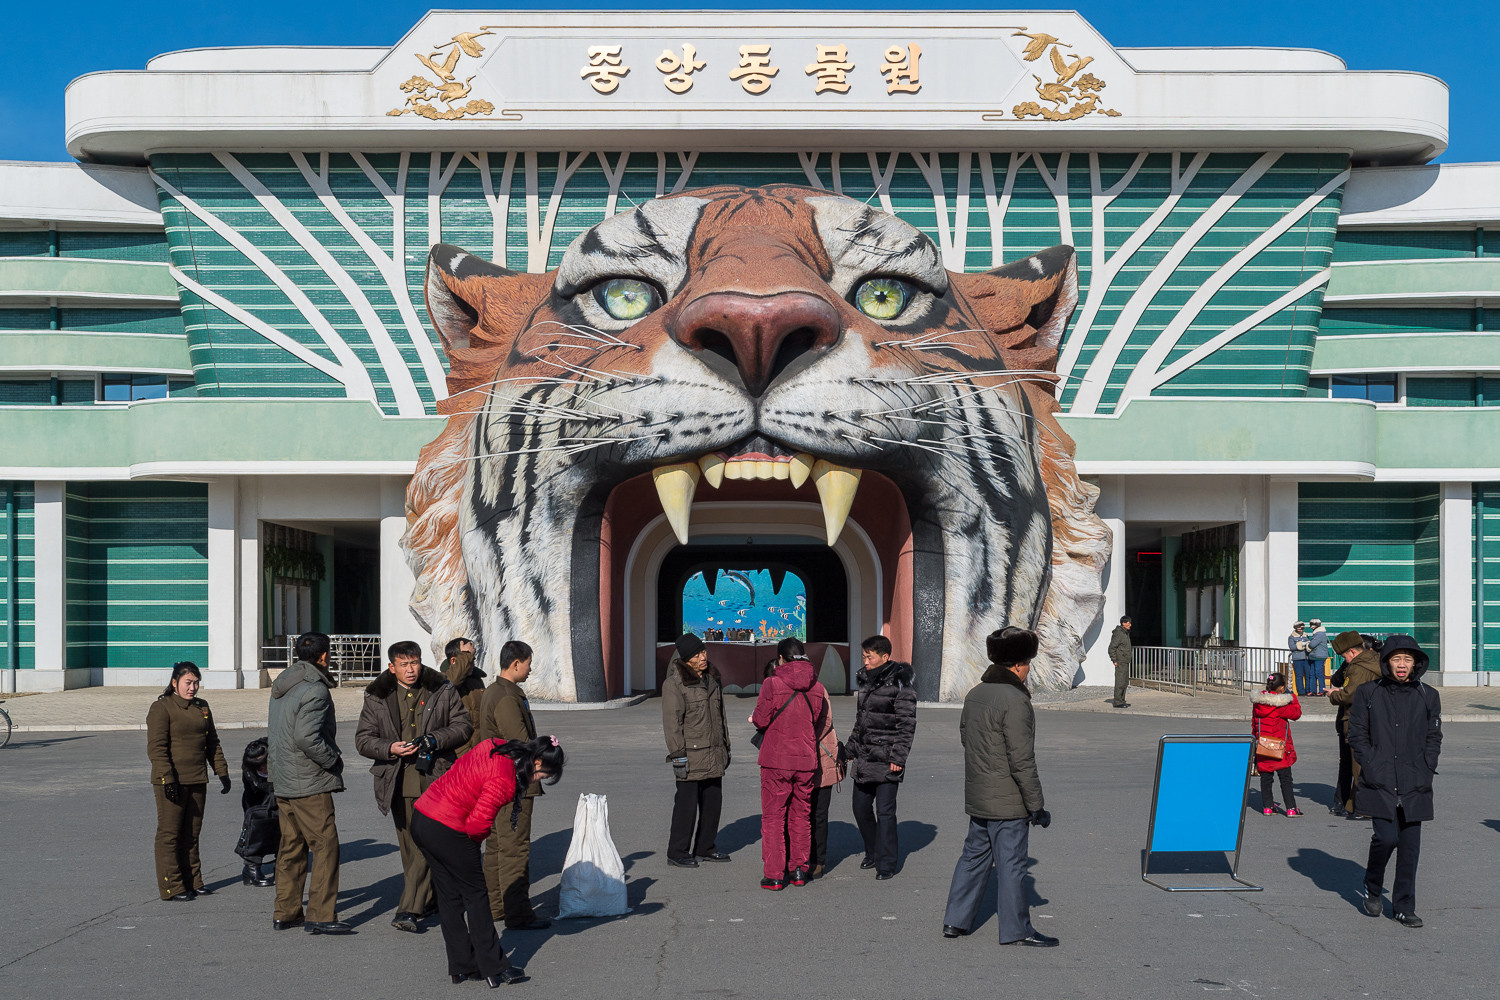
1329 630 1383 818
267 632 349 935
941 627 1057 948
1108 616 1133 708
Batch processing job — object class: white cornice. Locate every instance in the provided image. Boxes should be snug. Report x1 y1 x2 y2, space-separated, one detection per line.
63 11 1448 164
1340 162 1500 227
0 161 161 226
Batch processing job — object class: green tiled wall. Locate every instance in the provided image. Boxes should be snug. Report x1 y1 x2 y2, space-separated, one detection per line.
0 482 35 670
153 150 1346 415
1299 483 1441 668
0 307 186 336
1318 307 1476 336
1473 485 1500 671
64 482 208 670
0 230 170 264
1332 229 1482 263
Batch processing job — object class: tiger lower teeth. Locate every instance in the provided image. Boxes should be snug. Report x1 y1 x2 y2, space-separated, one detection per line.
655 453 861 546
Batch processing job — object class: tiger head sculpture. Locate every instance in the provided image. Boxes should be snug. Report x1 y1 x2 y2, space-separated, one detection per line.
404 184 1110 701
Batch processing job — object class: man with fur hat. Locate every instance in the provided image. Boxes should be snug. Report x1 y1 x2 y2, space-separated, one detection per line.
940 626 1057 948
1348 634 1442 928
354 640 473 932
1328 630 1383 817
661 632 732 869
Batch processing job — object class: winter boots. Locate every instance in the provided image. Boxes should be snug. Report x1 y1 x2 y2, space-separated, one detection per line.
242 861 275 887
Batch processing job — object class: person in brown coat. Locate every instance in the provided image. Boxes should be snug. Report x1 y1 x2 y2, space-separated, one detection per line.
1329 630 1383 818
354 640 473 932
146 661 230 901
662 633 731 869
444 637 486 755
475 639 550 929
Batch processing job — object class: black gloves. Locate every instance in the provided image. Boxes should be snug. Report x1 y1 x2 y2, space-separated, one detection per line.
836 742 849 767
1028 809 1051 829
220 775 232 795
163 781 180 804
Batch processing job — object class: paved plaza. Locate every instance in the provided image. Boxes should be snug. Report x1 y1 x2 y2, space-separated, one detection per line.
2 696 1497 999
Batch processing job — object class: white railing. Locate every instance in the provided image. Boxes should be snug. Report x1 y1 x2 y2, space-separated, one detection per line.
1131 645 1292 695
260 634 384 683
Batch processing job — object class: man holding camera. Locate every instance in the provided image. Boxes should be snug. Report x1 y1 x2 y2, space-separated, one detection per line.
355 640 473 932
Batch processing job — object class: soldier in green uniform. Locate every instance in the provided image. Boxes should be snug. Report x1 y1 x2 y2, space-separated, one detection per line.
443 637 486 756
355 640 473 932
477 639 550 930
146 661 230 901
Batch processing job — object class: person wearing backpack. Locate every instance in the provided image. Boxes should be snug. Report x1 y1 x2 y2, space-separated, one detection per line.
750 637 828 890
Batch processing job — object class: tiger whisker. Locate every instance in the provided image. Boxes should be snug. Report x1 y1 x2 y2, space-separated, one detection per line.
523 319 643 351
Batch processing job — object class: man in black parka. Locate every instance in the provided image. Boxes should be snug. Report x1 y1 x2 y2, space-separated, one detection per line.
845 635 917 880
1347 634 1442 928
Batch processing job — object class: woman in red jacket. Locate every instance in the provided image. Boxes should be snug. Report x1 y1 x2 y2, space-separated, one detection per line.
1251 672 1302 817
412 735 566 986
751 637 829 890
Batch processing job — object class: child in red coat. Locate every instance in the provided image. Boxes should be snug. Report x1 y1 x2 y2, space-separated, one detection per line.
1251 672 1302 816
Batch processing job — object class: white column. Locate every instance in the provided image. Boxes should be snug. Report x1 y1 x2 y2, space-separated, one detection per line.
380 476 431 657
1267 478 1300 648
30 482 70 690
238 480 265 685
203 478 241 689
1240 476 1270 648
1439 482 1474 679
1082 476 1125 685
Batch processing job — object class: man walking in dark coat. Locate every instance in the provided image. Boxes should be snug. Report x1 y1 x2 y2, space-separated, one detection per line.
845 635 917 880
354 640 473 932
941 627 1057 947
1108 616 1132 708
1348 634 1442 928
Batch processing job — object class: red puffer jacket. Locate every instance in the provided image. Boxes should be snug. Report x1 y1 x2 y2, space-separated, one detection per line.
414 738 520 840
1251 689 1301 773
752 659 828 772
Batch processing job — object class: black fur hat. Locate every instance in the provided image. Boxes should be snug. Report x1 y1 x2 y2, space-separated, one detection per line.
986 626 1039 666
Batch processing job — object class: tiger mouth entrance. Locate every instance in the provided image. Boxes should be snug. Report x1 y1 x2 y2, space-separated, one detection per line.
653 543 850 693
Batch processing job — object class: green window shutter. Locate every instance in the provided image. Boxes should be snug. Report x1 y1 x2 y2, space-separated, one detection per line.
56 231 172 264
1319 307 1473 336
0 380 52 405
1332 229 1477 263
0 309 53 330
1406 377 1476 407
0 232 53 256
59 308 186 336
59 380 96 404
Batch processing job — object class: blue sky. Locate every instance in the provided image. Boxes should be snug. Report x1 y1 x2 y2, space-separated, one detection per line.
3 1 1496 163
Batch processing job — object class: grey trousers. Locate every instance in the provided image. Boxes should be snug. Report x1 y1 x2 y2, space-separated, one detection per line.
942 816 1035 943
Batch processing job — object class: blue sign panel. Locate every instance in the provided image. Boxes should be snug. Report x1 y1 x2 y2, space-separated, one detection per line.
1150 740 1251 852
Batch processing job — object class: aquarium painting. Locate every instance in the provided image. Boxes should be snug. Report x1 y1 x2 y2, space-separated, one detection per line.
681 569 807 643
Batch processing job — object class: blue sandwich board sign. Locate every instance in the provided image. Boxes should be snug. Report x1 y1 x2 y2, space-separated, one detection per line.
1143 734 1262 892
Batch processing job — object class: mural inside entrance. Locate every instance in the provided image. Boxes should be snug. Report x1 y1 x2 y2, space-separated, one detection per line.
403 184 1111 700
682 569 808 643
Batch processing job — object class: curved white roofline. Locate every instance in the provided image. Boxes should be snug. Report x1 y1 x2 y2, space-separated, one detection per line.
1118 46 1347 72
0 161 160 227
1340 162 1500 227
146 46 388 73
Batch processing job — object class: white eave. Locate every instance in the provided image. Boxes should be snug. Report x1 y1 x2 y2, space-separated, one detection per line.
0 161 161 227
63 10 1448 164
1339 163 1500 227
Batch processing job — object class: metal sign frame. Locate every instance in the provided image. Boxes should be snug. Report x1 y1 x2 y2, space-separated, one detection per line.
1142 734 1262 892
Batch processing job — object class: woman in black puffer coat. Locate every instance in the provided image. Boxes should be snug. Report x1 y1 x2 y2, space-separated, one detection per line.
844 636 917 879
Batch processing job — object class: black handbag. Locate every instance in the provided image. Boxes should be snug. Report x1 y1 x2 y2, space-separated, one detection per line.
235 799 281 860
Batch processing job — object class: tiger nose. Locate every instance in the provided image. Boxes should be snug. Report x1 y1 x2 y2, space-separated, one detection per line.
670 291 842 396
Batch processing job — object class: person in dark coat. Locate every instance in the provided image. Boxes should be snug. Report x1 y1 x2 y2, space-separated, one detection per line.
844 635 916 880
750 637 828 890
1329 631 1383 818
444 637 486 756
236 736 278 886
1107 616 1132 708
354 640 474 932
1250 673 1301 816
662 633 731 869
941 627 1056 947
1348 634 1442 928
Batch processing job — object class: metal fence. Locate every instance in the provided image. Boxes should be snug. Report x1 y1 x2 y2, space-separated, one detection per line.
260 634 384 683
1130 645 1292 695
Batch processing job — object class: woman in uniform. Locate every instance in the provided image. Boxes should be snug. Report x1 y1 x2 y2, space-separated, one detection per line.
146 661 231 901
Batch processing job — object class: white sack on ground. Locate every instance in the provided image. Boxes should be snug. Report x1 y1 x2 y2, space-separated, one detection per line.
557 792 628 918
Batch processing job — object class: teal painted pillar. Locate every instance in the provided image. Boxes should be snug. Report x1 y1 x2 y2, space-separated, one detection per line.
1161 535 1182 647
5 481 18 684
316 534 335 633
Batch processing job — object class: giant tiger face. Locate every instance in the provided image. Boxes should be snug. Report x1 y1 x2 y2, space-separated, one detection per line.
404 184 1110 700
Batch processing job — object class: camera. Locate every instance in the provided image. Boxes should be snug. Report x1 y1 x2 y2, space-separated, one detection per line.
412 733 440 775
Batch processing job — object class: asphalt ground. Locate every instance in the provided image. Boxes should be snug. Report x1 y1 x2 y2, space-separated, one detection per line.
1 699 1496 999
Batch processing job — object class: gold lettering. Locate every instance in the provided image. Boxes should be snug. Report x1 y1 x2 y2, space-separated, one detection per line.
729 44 780 95
879 43 922 95
655 44 707 94
804 44 855 94
581 45 630 95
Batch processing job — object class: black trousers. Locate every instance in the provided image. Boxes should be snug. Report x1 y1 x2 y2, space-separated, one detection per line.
668 777 722 860
1334 721 1353 811
1259 768 1297 812
852 780 900 873
410 810 510 978
810 784 832 868
1366 806 1423 914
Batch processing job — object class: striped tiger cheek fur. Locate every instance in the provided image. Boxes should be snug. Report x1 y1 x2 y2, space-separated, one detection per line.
403 185 1111 699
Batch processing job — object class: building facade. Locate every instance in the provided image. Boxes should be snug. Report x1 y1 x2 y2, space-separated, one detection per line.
1 10 1494 694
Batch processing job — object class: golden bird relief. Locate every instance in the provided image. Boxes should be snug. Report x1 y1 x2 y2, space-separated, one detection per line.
1003 27 1121 121
1049 46 1094 84
388 28 497 121
1012 31 1062 62
1032 74 1074 108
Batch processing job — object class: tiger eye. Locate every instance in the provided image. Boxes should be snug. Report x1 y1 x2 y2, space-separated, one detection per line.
597 278 659 321
854 277 911 321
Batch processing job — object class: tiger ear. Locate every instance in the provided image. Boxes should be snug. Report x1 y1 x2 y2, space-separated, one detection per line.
424 244 550 353
950 246 1078 360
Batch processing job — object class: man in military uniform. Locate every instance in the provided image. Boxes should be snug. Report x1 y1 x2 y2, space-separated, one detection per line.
1329 630 1383 818
444 636 486 755
355 640 473 932
477 639 549 930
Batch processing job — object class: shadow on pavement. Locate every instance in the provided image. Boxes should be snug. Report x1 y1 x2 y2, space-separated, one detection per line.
338 872 404 927
1482 819 1500 835
1286 847 1366 909
511 876 664 967
340 837 399 863
4 734 97 750
715 814 764 854
1293 780 1338 810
